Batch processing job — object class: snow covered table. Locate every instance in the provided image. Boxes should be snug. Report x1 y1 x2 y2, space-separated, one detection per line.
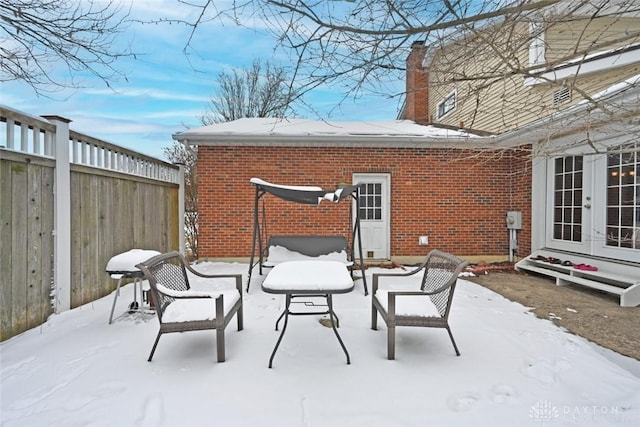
261 260 355 368
106 249 161 324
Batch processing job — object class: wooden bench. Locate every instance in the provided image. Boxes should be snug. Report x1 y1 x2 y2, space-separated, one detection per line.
516 255 640 307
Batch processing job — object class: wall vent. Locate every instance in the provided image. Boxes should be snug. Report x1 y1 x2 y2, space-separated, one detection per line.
553 86 571 105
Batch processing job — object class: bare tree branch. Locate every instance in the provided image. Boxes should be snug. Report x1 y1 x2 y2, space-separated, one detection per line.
172 0 640 157
0 0 134 95
201 59 299 124
163 141 199 259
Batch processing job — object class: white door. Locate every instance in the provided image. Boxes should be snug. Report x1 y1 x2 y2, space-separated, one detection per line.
353 173 390 260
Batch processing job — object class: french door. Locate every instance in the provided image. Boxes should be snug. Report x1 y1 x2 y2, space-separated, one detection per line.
546 141 639 263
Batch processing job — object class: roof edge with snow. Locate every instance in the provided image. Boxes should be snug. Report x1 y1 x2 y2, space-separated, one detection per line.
172 118 492 149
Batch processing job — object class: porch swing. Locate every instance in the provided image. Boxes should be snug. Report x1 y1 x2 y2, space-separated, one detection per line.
246 177 368 295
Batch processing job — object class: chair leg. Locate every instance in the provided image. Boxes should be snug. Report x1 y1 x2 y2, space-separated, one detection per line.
371 304 378 330
237 305 244 331
148 331 162 361
216 328 225 362
387 326 396 360
446 326 461 356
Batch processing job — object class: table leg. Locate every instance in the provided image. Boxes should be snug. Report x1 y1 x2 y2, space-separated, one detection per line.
274 310 286 331
269 294 292 368
327 295 351 364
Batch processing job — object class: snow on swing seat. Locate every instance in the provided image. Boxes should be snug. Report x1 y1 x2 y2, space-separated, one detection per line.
264 236 353 268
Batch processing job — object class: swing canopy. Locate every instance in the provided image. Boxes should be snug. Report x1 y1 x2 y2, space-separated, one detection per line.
249 178 359 205
247 178 368 295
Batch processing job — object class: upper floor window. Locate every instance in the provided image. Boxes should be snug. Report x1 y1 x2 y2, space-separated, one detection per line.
529 21 545 67
437 91 456 118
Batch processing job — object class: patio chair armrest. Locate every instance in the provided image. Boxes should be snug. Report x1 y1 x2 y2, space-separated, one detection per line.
372 265 425 292
386 291 425 297
156 283 221 300
373 264 425 279
183 263 243 292
184 263 240 280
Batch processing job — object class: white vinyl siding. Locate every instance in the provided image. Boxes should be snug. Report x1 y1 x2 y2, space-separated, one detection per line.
427 17 640 134
544 17 639 63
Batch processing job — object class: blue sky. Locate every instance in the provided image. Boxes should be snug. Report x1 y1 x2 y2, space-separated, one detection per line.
1 0 404 160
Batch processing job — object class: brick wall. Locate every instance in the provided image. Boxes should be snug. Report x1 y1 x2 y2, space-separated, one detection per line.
197 145 531 260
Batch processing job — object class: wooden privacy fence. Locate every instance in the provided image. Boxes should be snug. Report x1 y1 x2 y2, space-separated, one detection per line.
0 105 184 341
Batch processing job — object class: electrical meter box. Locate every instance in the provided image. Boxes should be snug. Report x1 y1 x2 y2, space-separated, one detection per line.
506 211 522 229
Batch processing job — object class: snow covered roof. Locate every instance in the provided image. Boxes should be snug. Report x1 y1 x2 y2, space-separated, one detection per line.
172 118 484 148
172 72 639 151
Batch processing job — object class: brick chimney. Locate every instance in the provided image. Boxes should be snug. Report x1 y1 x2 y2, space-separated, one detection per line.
402 41 429 124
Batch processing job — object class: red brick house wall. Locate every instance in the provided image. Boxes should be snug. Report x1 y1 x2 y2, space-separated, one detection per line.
197 145 531 260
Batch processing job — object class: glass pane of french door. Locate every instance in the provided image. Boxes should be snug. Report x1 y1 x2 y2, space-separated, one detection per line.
552 156 583 242
606 143 639 250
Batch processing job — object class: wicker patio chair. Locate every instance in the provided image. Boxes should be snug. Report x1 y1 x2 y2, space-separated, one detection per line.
136 251 243 362
371 249 468 360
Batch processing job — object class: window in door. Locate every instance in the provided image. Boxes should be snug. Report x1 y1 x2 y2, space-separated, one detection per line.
553 156 583 242
606 143 639 249
359 183 382 220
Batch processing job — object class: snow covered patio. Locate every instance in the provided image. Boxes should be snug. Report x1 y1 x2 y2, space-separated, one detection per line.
2 262 639 427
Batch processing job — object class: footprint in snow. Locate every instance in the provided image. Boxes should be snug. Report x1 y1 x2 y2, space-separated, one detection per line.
520 358 572 384
489 384 518 404
446 391 481 412
137 393 164 427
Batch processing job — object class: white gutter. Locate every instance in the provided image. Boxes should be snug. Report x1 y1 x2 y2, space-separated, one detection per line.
172 131 491 149
524 44 640 86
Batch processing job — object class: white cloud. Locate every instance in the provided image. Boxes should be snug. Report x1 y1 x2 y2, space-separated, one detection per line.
84 87 211 103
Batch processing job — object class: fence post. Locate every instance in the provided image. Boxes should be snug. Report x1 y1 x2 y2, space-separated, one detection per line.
42 115 72 313
177 163 186 254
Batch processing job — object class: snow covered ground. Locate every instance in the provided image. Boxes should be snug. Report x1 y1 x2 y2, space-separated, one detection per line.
2 262 639 427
